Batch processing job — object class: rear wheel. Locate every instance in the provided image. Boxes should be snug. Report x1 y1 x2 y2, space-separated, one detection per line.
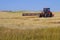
39 13 43 17
43 13 48 17
49 12 53 17
43 12 53 17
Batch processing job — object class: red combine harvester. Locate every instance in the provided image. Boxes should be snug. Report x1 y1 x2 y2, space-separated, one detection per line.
39 8 54 17
22 8 54 17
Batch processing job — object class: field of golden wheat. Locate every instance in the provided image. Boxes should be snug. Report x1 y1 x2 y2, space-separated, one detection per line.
0 12 60 29
0 12 60 40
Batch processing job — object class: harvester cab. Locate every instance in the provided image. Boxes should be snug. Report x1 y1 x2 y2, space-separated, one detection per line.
40 8 54 17
43 8 50 13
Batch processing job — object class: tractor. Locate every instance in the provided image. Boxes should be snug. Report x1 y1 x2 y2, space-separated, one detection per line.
39 8 54 17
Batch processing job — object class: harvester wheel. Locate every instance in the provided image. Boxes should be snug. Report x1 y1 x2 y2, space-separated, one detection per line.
49 12 53 17
39 13 43 17
43 13 48 17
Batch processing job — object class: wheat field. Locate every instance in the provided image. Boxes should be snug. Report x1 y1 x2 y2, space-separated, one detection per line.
0 12 60 29
0 11 60 40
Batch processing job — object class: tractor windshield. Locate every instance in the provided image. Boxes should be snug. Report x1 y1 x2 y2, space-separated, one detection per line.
43 8 50 12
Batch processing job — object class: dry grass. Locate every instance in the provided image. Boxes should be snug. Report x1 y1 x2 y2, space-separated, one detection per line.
0 27 60 40
0 12 60 29
0 12 60 40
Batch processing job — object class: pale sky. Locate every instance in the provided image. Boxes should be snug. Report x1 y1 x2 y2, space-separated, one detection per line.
0 0 60 11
